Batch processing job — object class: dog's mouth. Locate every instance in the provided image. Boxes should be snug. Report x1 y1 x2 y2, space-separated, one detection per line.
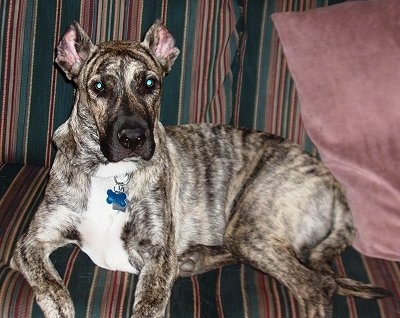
100 116 155 162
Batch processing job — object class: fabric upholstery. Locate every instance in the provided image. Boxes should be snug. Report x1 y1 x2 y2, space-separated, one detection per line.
272 0 400 261
1 0 400 317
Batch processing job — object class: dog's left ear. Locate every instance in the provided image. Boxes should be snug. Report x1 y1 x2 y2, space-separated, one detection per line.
142 20 180 74
55 21 96 81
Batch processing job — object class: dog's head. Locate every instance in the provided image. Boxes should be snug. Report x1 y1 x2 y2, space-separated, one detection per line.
54 21 179 165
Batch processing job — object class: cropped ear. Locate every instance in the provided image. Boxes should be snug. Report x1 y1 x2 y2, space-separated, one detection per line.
142 20 180 74
55 21 96 81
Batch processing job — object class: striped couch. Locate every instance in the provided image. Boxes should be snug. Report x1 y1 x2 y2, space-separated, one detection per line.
0 0 399 317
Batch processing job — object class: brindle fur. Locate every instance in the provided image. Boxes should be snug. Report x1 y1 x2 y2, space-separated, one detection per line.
11 21 390 318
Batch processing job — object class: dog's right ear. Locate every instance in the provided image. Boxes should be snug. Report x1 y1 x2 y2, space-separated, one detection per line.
55 21 96 81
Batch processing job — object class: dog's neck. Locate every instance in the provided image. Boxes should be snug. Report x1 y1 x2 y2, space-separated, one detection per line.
93 160 139 178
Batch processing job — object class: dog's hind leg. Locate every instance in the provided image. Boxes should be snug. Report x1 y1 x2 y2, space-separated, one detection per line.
228 220 335 317
222 203 336 318
305 184 391 300
306 183 355 274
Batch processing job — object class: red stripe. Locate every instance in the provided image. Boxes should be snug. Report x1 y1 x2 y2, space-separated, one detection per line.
63 247 81 286
289 292 298 318
258 272 270 317
107 272 119 317
191 275 201 318
363 257 400 317
216 268 224 317
271 279 282 317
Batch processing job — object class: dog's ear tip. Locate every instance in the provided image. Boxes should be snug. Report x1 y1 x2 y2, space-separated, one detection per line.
143 21 180 73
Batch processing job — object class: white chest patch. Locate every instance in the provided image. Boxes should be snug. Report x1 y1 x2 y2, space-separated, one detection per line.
78 175 139 274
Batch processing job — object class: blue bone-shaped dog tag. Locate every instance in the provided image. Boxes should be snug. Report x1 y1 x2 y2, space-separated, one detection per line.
106 189 127 211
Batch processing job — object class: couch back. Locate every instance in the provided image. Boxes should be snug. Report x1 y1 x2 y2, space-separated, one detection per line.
0 0 329 167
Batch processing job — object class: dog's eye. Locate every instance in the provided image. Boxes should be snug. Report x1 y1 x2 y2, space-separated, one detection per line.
145 78 155 89
94 81 105 92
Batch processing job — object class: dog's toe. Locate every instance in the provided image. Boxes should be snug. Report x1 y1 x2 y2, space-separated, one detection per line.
179 259 196 277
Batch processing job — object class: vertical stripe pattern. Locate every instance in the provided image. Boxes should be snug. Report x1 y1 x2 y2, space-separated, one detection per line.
1 1 399 317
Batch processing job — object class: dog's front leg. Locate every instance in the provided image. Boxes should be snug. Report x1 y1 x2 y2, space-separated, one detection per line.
131 252 178 318
11 230 73 318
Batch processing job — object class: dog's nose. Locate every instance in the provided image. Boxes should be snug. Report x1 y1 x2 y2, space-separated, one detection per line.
117 127 147 149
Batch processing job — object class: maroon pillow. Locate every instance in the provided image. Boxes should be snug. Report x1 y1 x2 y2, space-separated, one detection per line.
272 0 400 261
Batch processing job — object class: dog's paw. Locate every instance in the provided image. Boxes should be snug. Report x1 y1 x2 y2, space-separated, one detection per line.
296 276 335 318
178 249 206 277
35 283 75 318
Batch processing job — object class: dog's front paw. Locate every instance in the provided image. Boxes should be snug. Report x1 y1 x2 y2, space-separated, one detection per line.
35 283 75 318
178 247 207 277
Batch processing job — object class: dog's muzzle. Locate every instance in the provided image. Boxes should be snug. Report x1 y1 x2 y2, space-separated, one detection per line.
118 127 147 150
101 115 155 162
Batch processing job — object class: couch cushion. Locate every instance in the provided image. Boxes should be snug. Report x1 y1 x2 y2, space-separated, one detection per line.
272 0 400 261
1 163 399 317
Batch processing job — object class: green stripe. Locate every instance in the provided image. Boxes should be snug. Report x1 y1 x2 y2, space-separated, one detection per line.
26 0 58 166
198 268 220 317
0 163 23 198
220 264 245 316
242 266 260 317
170 276 195 317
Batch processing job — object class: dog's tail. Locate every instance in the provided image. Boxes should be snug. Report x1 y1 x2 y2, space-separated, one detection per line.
335 277 392 299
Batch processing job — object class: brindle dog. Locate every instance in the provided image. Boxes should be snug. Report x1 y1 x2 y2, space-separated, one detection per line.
11 21 390 318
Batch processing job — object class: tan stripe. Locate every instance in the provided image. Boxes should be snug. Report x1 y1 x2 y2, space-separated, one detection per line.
0 1 11 159
1 1 17 161
240 265 249 318
9 1 23 160
6 2 20 158
86 266 99 318
161 0 168 24
124 275 136 318
23 1 38 165
177 1 190 124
